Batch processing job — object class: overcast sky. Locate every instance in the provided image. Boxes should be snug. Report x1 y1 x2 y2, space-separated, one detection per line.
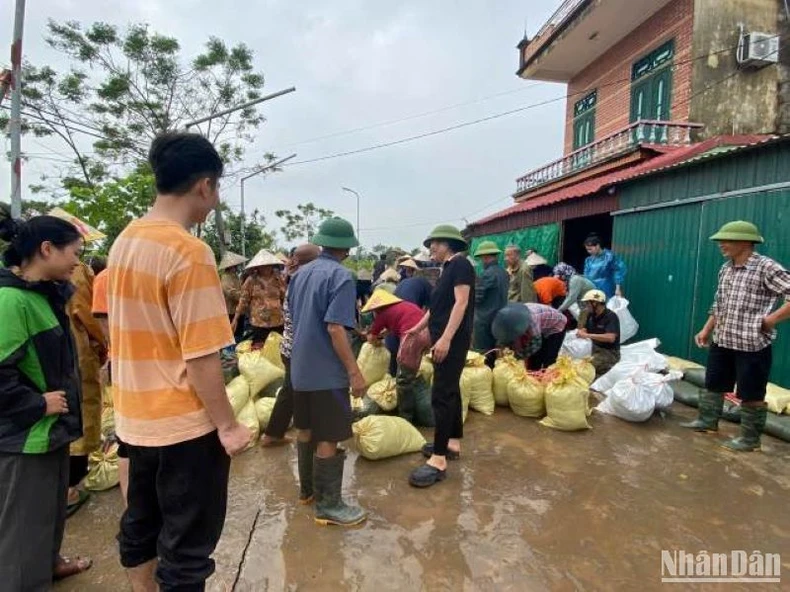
3 0 567 250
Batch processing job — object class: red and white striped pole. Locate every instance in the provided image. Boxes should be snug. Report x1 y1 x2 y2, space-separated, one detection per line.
9 0 26 217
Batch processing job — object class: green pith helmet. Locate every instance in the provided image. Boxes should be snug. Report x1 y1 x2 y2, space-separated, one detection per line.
492 304 532 345
473 240 502 257
709 220 764 244
423 224 467 250
311 217 359 249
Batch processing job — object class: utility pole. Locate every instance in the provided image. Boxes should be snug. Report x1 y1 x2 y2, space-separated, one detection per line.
239 153 297 257
9 0 26 217
342 187 361 258
183 86 296 256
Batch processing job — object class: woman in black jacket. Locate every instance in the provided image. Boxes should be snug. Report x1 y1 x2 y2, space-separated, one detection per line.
0 205 93 587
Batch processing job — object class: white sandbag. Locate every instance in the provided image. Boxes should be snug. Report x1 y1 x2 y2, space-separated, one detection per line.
600 376 656 422
560 330 592 359
568 303 581 320
607 296 639 343
620 339 667 371
591 360 650 393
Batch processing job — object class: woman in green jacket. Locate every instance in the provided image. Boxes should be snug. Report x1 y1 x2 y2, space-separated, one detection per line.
0 206 93 588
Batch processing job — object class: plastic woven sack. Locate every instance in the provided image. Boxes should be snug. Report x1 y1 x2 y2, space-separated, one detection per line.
236 399 260 451
540 357 591 431
766 384 790 415
607 296 639 343
493 351 522 407
226 375 251 415
560 330 592 359
262 332 285 370
352 415 427 460
414 379 435 427
418 355 434 385
599 376 655 422
620 339 667 371
574 359 596 386
238 350 285 398
84 443 119 492
460 352 495 416
358 342 391 387
254 397 276 430
368 374 398 411
507 371 545 418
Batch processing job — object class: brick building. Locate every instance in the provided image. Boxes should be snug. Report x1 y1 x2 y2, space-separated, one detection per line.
466 0 784 272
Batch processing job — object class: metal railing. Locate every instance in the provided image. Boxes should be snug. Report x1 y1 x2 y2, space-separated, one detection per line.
533 0 588 40
516 120 704 193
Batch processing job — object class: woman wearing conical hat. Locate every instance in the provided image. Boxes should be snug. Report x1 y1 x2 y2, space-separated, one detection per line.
218 251 248 342
231 250 286 345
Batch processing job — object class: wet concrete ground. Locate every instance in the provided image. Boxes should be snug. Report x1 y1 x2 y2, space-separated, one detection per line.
57 400 790 591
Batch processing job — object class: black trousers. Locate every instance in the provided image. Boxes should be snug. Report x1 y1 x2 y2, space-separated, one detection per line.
706 344 772 402
0 446 69 591
265 356 293 439
530 331 566 369
431 345 466 457
119 431 231 592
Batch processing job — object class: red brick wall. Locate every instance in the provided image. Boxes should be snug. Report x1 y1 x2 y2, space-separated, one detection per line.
563 0 694 155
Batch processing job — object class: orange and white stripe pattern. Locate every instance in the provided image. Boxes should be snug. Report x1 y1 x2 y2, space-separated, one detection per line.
107 219 234 447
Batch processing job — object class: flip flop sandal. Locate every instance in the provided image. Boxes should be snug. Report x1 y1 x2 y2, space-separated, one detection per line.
409 464 447 488
421 442 460 460
53 556 93 581
66 489 91 519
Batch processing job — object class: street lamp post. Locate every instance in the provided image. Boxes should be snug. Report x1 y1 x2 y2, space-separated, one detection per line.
341 187 361 257
239 153 297 257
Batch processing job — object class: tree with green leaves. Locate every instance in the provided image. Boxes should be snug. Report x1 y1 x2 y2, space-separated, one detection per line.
4 20 273 191
202 206 278 262
275 202 335 243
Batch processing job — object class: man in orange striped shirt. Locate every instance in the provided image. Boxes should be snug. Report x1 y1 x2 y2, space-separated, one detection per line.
108 132 251 592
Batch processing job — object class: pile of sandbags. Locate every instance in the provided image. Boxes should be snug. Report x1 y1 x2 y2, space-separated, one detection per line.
596 369 682 422
590 339 667 393
353 415 426 460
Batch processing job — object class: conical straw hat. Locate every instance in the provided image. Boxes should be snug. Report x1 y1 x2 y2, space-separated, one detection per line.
48 207 106 242
361 289 403 313
218 251 248 270
246 249 284 269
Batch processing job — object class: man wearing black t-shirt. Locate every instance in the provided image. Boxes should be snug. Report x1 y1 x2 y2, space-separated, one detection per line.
577 289 621 378
405 224 474 488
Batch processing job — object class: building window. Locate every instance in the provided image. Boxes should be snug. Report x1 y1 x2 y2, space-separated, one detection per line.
630 40 674 123
573 90 597 150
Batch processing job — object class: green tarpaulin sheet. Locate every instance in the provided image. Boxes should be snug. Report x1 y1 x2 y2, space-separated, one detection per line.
469 223 560 266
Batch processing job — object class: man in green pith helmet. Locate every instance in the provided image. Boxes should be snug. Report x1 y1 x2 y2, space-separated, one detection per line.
471 241 509 367
288 216 368 525
682 221 790 452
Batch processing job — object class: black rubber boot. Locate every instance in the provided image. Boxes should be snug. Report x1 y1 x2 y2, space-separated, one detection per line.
296 441 315 504
680 390 723 432
721 405 767 452
313 454 367 527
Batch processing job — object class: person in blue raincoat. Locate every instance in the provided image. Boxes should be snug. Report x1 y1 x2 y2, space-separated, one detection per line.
583 234 627 300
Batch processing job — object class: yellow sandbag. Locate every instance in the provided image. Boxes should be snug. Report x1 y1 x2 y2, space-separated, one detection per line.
368 374 398 411
766 383 790 415
226 375 251 415
493 351 522 407
507 372 545 418
236 339 253 354
460 351 495 417
102 384 114 409
540 357 591 431
352 415 426 460
254 397 276 429
574 358 596 386
664 356 704 372
358 342 391 386
418 355 434 385
100 406 115 439
236 399 261 451
238 349 285 397
262 332 285 370
84 444 119 491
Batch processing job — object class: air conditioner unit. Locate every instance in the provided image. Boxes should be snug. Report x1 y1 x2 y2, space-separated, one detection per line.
737 31 780 68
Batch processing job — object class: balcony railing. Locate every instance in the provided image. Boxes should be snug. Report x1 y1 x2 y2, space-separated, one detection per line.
516 120 703 193
534 0 587 41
